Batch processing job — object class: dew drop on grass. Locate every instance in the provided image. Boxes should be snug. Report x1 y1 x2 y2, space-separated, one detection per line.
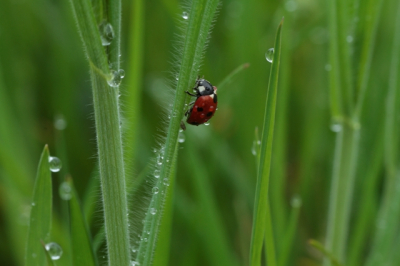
178 131 185 143
204 122 210 126
54 114 67 130
285 0 297 12
163 178 169 186
131 261 140 266
150 208 157 215
265 48 274 63
182 12 189 20
45 242 63 260
290 194 302 208
152 187 159 194
346 35 354 43
108 69 125 87
31 202 36 206
154 169 160 178
251 141 257 156
99 21 114 46
330 121 342 132
59 182 72 200
49 156 62 172
157 154 163 166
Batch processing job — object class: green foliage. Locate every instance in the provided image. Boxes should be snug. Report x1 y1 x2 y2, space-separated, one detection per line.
1 0 400 265
25 146 52 266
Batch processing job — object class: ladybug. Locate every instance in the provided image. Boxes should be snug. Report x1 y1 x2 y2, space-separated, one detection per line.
185 78 218 126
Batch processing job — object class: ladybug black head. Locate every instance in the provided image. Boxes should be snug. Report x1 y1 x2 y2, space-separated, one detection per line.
196 79 214 96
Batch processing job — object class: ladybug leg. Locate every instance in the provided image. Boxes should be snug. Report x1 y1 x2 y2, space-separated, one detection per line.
185 91 197 97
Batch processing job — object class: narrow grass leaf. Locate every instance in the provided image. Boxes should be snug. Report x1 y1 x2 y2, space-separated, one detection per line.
25 145 52 266
68 178 97 266
217 63 250 91
249 18 283 266
68 0 130 264
309 239 343 266
136 0 219 265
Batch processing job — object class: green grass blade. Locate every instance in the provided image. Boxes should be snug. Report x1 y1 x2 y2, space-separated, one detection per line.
152 144 179 266
124 0 144 166
68 178 97 266
186 137 239 266
309 239 343 266
25 145 52 266
135 0 219 265
249 18 283 266
279 196 301 266
68 0 130 264
217 63 250 91
365 1 400 264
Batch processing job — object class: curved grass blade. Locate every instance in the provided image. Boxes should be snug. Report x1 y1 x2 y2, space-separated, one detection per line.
249 18 283 266
309 239 342 266
25 145 52 266
68 177 97 266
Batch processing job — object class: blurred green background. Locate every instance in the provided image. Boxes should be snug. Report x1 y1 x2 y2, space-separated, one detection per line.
0 0 399 265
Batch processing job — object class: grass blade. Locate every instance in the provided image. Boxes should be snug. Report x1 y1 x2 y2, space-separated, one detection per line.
25 145 52 266
135 0 220 265
68 0 130 264
249 18 283 266
309 239 343 266
68 178 97 266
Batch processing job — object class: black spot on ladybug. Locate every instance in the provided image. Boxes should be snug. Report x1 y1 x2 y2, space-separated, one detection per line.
206 112 213 117
197 107 203 112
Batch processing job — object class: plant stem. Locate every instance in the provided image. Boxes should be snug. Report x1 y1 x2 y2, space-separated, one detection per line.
68 0 130 265
136 0 220 265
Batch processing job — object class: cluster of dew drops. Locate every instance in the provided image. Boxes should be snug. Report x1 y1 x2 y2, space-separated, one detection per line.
98 20 126 87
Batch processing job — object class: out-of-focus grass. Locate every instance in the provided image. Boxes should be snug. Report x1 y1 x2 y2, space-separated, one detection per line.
0 0 400 265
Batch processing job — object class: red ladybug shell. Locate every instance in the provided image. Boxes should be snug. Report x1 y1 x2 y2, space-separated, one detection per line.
186 93 218 126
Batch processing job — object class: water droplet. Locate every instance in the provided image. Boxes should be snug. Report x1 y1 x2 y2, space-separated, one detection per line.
144 238 148 242
163 178 169 186
131 261 140 266
330 121 342 132
99 21 115 46
290 195 302 208
157 154 163 166
45 242 63 260
59 182 72 200
265 48 274 63
251 141 257 156
178 131 185 143
32 202 36 206
152 187 159 194
150 208 157 215
132 248 137 253
108 69 124 87
118 69 125 78
182 12 189 20
154 169 160 178
346 35 354 43
285 0 297 12
204 122 210 126
325 64 332 72
54 115 67 130
49 156 62 172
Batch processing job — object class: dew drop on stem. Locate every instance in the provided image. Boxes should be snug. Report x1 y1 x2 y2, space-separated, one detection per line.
99 21 114 46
